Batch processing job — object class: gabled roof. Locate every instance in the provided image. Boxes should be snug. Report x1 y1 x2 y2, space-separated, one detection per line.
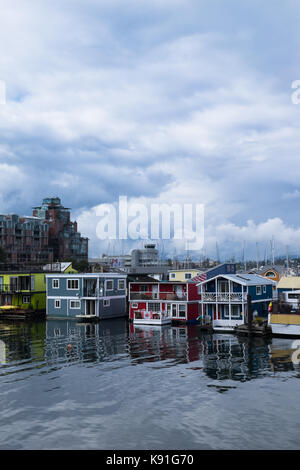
247 265 286 275
197 273 276 287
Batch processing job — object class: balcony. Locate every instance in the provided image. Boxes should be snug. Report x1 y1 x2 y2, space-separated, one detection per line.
0 284 31 294
82 287 104 297
201 292 247 303
130 292 187 301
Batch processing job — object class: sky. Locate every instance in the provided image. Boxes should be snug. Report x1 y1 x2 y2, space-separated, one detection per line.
1 0 300 261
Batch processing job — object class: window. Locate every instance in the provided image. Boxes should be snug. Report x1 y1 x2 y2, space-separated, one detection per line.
54 299 61 308
140 285 149 292
224 305 240 318
67 279 79 290
104 299 110 307
105 280 113 291
256 286 262 295
178 304 186 318
131 303 138 309
263 285 267 294
170 273 176 279
148 302 160 312
265 271 276 278
52 279 59 289
118 279 125 290
185 273 192 280
231 305 240 318
70 300 80 309
22 295 30 304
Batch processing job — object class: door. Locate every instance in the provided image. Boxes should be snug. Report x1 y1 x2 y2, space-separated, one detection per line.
172 303 177 318
152 284 159 299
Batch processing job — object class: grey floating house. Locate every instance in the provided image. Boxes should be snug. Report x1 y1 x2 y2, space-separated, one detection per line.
46 273 127 320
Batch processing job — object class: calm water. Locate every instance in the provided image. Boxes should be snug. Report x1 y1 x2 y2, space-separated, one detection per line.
0 318 299 450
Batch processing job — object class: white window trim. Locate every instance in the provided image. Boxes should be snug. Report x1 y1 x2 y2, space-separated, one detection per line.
105 280 113 291
263 285 267 293
67 279 79 290
118 279 125 290
132 303 138 309
52 279 60 289
184 273 192 280
170 273 176 279
69 300 80 309
103 299 110 307
256 286 262 295
22 295 30 304
54 299 61 309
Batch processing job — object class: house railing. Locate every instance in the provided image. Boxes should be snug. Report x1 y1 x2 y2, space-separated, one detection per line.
0 284 31 294
130 292 187 301
82 288 104 297
134 310 172 321
201 292 247 302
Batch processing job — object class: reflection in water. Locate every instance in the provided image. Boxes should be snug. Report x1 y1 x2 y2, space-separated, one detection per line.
0 319 299 379
0 319 300 449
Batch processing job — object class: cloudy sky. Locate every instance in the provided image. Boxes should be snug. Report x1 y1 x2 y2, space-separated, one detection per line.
1 0 300 260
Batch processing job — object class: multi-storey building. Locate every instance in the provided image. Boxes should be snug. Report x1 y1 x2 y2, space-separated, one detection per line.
32 197 88 262
0 214 53 265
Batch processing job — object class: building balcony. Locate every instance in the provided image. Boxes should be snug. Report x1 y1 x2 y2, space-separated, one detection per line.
201 292 247 303
130 292 187 301
0 284 31 294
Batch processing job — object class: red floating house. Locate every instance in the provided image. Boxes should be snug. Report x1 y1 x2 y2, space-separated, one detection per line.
129 278 201 324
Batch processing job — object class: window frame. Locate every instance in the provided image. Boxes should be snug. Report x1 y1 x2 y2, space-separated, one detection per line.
67 279 79 290
105 279 113 291
52 279 60 289
256 285 262 296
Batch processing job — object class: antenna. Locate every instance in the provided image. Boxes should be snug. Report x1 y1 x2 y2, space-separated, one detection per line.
256 242 259 270
216 242 220 264
242 240 247 271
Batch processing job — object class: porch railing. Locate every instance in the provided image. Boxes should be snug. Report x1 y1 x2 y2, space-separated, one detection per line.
130 292 187 301
0 284 31 294
134 310 172 321
201 292 247 302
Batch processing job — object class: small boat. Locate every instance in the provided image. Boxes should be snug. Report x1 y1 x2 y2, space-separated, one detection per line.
0 305 44 320
133 310 172 326
269 313 300 337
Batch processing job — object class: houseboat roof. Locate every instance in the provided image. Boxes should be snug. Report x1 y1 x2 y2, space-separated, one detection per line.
167 268 203 272
197 273 277 287
277 276 300 290
45 273 127 278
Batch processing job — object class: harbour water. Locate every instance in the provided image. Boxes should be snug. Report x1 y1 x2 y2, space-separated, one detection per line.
0 318 299 450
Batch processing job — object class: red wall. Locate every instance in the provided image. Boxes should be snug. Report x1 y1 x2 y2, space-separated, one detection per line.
188 283 201 301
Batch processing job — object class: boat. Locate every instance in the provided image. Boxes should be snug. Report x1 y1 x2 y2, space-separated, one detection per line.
133 309 172 326
0 305 44 320
268 313 300 337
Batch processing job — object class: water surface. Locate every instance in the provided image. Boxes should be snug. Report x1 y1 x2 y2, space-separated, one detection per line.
0 318 299 450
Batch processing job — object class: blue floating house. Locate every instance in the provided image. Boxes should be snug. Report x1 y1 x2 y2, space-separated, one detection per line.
197 273 276 332
46 273 127 320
